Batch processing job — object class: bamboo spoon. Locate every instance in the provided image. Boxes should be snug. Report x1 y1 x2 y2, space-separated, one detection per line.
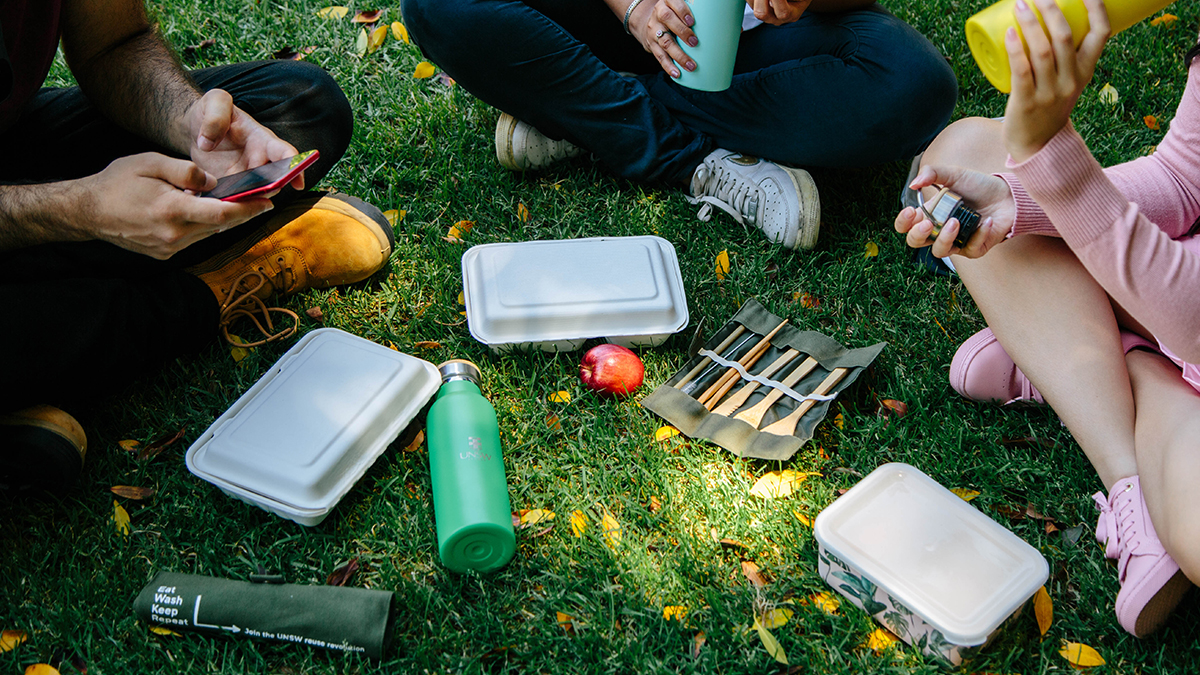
759 367 849 436
695 320 789 408
710 349 801 417
732 356 820 427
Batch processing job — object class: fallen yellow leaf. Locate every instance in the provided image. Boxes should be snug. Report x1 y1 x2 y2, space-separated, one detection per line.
316 6 349 19
1144 114 1160 130
392 21 409 42
866 628 899 653
750 470 818 498
1098 82 1119 105
544 414 562 431
761 608 793 629
654 425 680 442
24 666 60 675
792 510 812 527
367 24 387 54
1034 586 1053 638
353 9 385 23
355 28 368 57
413 341 442 349
517 202 530 222
864 241 879 258
809 591 840 614
570 510 587 537
229 334 249 362
951 488 980 502
1059 641 1104 667
0 630 27 652
1150 13 1178 25
663 605 687 621
752 616 788 665
403 430 425 453
113 500 131 536
457 291 465 305
601 511 622 549
833 413 844 429
799 292 820 309
741 560 767 589
556 611 575 634
149 626 180 636
548 390 571 403
118 439 140 452
111 485 156 500
519 509 556 527
382 208 403 226
715 250 730 281
414 61 436 79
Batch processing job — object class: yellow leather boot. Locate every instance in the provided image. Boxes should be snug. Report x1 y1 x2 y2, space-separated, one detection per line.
0 405 88 495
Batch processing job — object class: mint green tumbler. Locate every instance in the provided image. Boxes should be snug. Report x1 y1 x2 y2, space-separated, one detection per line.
676 0 745 91
426 359 516 574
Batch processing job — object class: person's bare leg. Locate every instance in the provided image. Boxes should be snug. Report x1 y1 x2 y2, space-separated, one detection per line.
1126 349 1200 584
920 118 1139 487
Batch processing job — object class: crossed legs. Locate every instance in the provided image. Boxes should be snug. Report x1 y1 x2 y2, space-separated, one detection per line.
920 117 1200 632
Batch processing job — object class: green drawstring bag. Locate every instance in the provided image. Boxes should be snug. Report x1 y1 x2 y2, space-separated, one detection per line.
133 571 394 659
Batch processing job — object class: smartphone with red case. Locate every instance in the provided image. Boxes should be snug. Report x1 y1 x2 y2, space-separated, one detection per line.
201 149 319 202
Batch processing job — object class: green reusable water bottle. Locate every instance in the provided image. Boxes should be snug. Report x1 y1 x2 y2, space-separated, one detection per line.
425 359 516 573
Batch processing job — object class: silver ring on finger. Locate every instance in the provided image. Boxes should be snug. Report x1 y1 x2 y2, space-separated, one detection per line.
655 28 670 40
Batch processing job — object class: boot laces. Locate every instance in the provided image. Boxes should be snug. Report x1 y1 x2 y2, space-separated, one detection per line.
218 270 299 348
688 162 760 230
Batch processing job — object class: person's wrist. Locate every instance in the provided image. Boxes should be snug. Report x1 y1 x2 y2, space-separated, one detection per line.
623 0 645 34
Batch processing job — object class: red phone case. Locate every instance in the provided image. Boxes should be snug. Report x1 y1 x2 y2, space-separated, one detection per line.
218 150 320 202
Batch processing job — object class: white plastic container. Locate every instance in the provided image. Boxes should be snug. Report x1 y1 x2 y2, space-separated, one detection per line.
186 328 441 526
461 236 688 352
813 463 1049 666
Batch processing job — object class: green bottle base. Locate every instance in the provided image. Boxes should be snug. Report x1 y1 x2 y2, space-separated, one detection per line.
440 521 516 574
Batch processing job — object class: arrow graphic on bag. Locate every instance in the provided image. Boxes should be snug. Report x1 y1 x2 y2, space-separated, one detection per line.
191 595 242 633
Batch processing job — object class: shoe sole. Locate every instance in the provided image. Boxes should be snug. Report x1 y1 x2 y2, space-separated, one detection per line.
949 328 996 400
495 113 522 171
1126 567 1192 637
781 166 820 250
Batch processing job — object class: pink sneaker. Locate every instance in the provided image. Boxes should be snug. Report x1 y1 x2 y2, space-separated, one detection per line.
1094 476 1193 636
949 328 1044 404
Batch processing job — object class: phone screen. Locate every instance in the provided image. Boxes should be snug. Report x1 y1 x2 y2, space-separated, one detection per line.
201 150 318 201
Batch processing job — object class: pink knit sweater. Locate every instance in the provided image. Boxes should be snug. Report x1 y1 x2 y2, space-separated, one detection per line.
998 57 1200 385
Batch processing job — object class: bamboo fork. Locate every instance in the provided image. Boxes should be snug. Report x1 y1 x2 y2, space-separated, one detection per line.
674 326 746 391
759 367 849 436
710 348 800 417
732 356 820 427
695 320 789 408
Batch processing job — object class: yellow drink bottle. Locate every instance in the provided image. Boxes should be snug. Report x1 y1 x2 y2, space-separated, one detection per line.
966 0 1176 92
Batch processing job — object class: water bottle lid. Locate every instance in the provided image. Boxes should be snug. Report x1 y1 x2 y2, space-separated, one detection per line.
437 359 481 385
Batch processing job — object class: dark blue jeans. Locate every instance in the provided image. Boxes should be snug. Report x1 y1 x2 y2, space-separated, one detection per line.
401 0 957 184
0 60 352 413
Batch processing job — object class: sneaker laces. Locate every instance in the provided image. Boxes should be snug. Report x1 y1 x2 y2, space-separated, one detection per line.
688 162 760 231
217 270 299 348
1093 483 1144 583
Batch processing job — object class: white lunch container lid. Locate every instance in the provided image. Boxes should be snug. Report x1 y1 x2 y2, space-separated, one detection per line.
186 328 440 526
813 462 1049 646
461 236 688 352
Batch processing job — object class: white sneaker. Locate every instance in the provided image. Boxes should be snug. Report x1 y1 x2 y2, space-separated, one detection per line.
494 113 583 171
688 149 820 250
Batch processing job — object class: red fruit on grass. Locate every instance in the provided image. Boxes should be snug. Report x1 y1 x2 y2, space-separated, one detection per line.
579 344 645 397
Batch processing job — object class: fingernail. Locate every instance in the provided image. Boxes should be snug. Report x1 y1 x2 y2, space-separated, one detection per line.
671 69 680 78
685 15 694 26
688 36 698 47
1015 0 1029 11
685 61 696 71
197 135 215 151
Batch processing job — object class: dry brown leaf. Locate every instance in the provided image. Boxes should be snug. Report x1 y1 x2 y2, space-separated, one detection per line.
305 306 324 321
110 485 156 500
326 558 360 586
403 430 425 453
876 399 908 418
799 292 820 309
544 414 562 432
353 9 385 22
648 496 662 513
741 560 767 589
691 631 706 659
718 538 747 550
118 439 140 453
1145 115 1160 130
1034 586 1053 637
0 630 27 652
1059 641 1104 667
413 341 442 349
138 426 187 461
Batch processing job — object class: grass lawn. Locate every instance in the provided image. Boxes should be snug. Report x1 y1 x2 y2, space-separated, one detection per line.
4 1 1200 673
